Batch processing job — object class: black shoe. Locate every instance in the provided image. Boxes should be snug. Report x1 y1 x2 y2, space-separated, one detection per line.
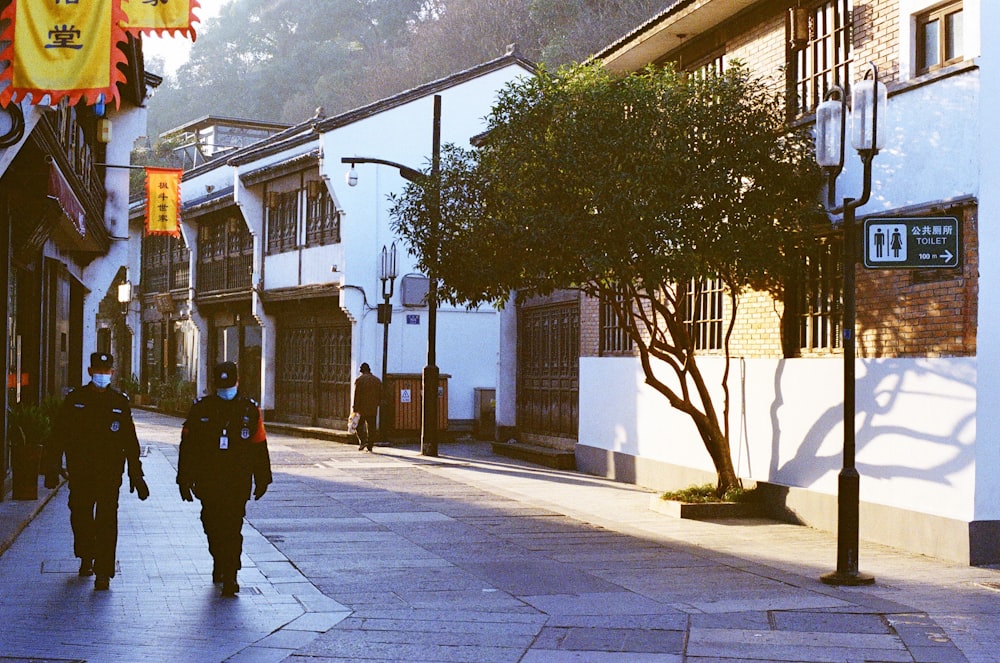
221 580 239 597
94 576 110 591
78 559 94 577
358 443 364 451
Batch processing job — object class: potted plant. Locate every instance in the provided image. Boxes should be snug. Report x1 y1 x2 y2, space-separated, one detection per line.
120 373 144 405
7 399 56 500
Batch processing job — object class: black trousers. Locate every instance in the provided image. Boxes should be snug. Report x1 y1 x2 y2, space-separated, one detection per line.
68 480 121 578
198 490 248 579
356 412 377 449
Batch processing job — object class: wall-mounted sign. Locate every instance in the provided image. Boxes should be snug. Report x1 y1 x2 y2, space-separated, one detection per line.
400 388 411 404
406 314 420 325
863 216 961 269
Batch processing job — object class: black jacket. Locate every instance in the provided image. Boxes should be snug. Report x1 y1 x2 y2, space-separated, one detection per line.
177 393 272 499
47 383 143 487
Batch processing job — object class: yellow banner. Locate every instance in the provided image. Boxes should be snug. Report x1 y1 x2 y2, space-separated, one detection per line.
145 167 183 237
0 0 128 107
125 0 200 40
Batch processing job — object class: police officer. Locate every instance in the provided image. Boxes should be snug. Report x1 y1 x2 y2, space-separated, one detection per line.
177 361 272 597
45 352 149 591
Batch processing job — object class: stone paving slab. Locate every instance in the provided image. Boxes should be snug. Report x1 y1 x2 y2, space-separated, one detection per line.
4 409 999 661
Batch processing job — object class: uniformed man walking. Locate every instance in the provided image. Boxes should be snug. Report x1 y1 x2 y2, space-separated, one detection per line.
177 361 272 597
45 352 149 591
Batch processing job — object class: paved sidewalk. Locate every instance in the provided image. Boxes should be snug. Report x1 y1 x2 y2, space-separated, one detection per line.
1 408 999 661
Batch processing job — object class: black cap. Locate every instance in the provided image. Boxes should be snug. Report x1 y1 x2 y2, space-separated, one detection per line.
90 352 113 370
214 361 238 388
360 362 371 373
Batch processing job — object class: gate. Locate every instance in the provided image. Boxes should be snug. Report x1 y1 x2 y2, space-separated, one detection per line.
275 322 351 427
517 300 579 442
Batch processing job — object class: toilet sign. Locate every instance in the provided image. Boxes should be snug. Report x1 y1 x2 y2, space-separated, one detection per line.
863 216 961 269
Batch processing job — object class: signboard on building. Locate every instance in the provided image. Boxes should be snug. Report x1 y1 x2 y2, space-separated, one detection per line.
863 216 961 269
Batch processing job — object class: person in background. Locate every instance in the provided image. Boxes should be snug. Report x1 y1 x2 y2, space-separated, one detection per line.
45 351 149 591
352 362 382 452
177 361 272 597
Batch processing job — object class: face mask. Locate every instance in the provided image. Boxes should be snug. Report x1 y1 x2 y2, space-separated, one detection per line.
92 373 112 389
217 386 237 401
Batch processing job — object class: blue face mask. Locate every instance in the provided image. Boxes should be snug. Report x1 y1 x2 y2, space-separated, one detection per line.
92 373 112 389
217 386 238 401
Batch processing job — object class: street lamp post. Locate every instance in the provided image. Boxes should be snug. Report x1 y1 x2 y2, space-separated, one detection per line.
815 62 886 587
342 94 442 457
378 242 397 443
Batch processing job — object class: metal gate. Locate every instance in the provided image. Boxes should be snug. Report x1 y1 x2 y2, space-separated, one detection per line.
275 323 351 427
517 301 579 441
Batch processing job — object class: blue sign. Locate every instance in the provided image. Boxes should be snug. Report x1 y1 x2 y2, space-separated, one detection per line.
406 314 420 325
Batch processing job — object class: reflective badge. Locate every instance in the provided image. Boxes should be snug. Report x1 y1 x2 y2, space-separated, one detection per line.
241 428 250 440
220 429 229 450
110 421 120 432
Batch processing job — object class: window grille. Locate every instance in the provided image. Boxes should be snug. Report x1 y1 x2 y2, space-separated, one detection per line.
683 277 724 351
797 236 843 352
306 190 340 247
793 0 852 116
600 284 634 355
266 189 299 254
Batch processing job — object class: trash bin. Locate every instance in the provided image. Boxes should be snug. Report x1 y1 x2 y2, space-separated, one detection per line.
473 388 495 440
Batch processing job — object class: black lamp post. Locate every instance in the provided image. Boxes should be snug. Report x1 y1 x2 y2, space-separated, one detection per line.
377 242 397 443
815 62 886 586
342 94 442 457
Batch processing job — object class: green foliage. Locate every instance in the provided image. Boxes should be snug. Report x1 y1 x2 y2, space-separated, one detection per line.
119 373 142 396
7 397 61 446
660 482 757 503
150 376 196 413
389 61 824 492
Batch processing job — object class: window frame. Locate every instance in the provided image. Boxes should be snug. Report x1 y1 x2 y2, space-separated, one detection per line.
599 283 634 356
793 234 843 354
683 277 724 352
915 1 963 75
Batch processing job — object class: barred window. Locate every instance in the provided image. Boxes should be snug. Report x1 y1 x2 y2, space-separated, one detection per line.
306 189 340 247
599 284 634 355
689 51 725 80
683 277 724 351
266 189 299 254
793 0 852 116
796 236 843 352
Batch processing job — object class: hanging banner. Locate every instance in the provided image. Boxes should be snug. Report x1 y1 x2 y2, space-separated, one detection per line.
145 167 183 237
124 0 200 40
0 0 129 107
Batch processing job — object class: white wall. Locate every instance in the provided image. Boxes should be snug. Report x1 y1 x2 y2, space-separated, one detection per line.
581 355 978 522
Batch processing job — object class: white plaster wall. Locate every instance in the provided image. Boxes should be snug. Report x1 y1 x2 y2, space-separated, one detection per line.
321 63 533 422
581 355 977 522
974 0 1000 522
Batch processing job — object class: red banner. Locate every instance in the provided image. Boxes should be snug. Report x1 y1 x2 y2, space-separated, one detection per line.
0 0 128 107
145 167 183 237
124 0 200 40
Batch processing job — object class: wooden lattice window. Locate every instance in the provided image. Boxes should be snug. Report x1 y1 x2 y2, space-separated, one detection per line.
306 189 340 247
266 189 299 254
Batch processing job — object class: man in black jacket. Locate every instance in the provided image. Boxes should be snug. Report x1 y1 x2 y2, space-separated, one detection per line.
177 361 272 597
45 352 149 591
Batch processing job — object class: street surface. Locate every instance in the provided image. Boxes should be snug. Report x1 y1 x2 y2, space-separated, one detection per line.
1 408 999 661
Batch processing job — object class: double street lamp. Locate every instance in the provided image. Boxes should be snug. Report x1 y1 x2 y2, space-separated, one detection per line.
342 94 442 457
377 242 397 444
814 62 886 586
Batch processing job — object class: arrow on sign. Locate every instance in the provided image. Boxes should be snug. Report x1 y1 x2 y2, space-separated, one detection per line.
941 249 954 264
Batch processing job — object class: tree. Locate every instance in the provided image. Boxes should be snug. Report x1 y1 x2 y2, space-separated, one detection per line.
390 62 824 493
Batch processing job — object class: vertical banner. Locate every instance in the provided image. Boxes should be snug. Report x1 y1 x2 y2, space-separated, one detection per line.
145 167 183 237
124 0 200 40
0 0 129 107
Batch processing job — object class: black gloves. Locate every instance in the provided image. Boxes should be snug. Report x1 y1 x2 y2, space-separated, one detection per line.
253 482 268 501
178 483 194 502
129 476 150 501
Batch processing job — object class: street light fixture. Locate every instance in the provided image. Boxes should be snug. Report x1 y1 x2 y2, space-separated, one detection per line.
341 94 442 457
378 242 398 443
815 62 886 587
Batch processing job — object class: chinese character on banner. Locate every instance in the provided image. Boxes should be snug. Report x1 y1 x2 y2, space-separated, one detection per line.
145 167 183 237
124 0 201 40
0 0 129 107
